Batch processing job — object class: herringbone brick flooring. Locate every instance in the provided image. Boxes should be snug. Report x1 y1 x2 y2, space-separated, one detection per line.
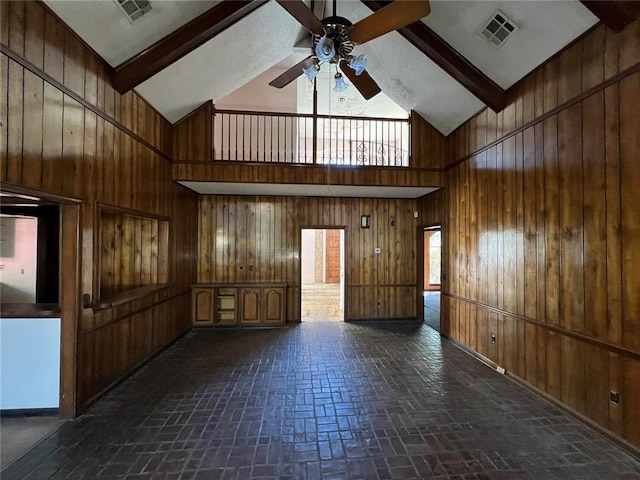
4 322 639 479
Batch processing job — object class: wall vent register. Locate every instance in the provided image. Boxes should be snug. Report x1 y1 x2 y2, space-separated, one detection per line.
480 11 518 48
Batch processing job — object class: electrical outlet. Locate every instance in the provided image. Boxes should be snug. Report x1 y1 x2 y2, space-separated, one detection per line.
610 391 619 404
491 334 496 344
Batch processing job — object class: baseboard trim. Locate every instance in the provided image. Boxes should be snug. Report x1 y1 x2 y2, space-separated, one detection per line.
443 334 640 459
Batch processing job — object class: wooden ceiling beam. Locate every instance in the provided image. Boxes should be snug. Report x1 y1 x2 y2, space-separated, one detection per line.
359 0 507 112
113 0 268 94
580 1 640 32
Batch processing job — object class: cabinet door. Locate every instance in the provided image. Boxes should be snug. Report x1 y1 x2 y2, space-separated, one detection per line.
239 288 261 324
192 288 214 325
263 287 285 325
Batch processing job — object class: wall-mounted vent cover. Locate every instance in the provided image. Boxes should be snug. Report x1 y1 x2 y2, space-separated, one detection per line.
480 11 518 48
114 0 152 23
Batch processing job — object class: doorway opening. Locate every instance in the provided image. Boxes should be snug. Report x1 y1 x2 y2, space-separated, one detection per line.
300 228 345 322
0 186 80 470
423 227 441 331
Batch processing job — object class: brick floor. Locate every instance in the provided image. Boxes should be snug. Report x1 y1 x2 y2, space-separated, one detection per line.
3 322 639 479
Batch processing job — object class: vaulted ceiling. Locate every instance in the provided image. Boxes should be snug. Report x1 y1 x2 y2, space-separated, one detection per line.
45 0 601 135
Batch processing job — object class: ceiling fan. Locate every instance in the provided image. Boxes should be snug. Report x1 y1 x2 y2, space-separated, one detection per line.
269 0 431 100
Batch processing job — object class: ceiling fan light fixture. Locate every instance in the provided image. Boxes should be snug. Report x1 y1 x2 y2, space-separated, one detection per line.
303 63 320 83
315 36 336 62
333 72 348 92
348 54 367 76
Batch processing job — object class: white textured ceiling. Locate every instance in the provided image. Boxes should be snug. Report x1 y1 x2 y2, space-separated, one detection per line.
45 0 220 66
423 0 598 89
179 182 438 198
42 0 599 134
136 1 302 123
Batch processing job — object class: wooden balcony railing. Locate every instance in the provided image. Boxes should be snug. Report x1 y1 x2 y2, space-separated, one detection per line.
213 110 410 167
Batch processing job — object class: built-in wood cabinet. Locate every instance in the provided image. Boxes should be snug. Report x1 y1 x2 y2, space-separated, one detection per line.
192 288 214 325
239 288 261 325
192 284 286 326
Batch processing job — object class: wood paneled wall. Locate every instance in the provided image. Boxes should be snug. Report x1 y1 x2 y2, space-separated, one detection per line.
426 20 640 448
417 188 446 227
99 210 169 297
173 101 212 162
0 1 198 411
411 111 448 170
198 196 419 321
173 162 444 188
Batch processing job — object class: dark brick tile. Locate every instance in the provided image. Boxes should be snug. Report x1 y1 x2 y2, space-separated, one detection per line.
2 323 639 480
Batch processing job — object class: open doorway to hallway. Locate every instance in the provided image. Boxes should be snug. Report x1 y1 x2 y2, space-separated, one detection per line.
301 228 345 322
0 187 79 470
423 227 441 331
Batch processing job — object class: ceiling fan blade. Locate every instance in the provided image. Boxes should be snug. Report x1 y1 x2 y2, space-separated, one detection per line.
276 0 325 36
339 60 382 100
269 56 318 89
350 0 431 44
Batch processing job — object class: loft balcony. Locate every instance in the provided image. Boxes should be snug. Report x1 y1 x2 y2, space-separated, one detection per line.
170 103 448 190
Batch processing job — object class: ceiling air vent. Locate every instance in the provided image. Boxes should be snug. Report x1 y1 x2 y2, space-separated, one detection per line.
114 0 152 23
480 11 518 48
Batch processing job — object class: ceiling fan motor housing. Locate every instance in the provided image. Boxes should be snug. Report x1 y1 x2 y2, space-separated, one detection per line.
313 16 355 62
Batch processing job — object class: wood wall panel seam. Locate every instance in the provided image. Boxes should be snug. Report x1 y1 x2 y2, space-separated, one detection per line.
446 61 640 170
0 46 172 162
443 293 640 362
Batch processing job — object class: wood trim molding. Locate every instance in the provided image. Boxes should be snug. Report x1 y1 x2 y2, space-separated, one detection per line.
0 46 172 162
59 203 81 417
83 290 190 334
96 202 171 222
580 1 640 32
443 293 640 362
447 60 640 170
359 0 507 112
113 0 269 93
